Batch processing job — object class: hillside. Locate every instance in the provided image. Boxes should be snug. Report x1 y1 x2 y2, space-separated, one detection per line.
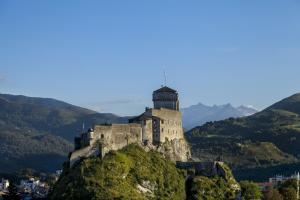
181 103 257 130
49 144 240 200
0 94 127 173
186 93 300 170
0 94 127 141
49 144 186 200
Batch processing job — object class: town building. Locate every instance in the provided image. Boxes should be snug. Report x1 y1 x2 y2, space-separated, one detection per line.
0 179 9 191
19 177 49 198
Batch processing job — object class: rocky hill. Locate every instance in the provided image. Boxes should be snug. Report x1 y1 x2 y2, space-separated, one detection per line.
0 94 127 173
49 144 240 200
186 93 300 171
181 103 257 130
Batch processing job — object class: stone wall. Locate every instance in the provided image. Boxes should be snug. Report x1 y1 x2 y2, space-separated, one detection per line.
70 123 143 167
92 124 142 155
145 108 184 143
142 119 153 143
69 146 99 167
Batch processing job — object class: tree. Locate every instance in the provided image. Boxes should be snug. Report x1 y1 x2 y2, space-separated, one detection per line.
280 179 297 191
280 187 297 200
278 179 298 200
2 182 21 200
240 181 262 200
264 188 283 200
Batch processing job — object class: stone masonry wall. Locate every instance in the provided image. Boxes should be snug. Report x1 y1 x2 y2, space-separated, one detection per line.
145 108 184 143
92 124 142 155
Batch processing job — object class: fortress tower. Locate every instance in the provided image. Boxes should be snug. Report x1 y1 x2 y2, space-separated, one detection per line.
130 86 183 144
70 86 190 167
153 86 179 111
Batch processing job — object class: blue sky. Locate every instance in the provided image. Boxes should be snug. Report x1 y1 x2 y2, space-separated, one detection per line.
0 1 300 116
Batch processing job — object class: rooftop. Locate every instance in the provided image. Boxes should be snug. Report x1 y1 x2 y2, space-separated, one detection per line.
153 86 177 93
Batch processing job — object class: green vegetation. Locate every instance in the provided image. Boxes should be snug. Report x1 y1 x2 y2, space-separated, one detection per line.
187 176 237 200
49 144 186 200
263 179 298 200
186 93 300 174
278 179 298 200
188 138 296 169
0 94 126 173
264 189 283 200
240 181 262 200
50 145 243 200
279 187 297 200
0 129 71 173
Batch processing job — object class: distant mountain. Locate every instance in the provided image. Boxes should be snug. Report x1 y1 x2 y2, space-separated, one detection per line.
0 93 127 173
236 105 259 116
181 103 258 130
186 93 300 171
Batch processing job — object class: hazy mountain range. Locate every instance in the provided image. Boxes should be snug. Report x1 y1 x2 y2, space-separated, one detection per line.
181 103 258 130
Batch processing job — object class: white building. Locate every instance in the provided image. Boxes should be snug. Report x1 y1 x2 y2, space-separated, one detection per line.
20 178 40 192
0 179 9 191
269 173 300 187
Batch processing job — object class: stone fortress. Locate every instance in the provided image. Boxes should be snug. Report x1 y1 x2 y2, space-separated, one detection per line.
69 86 191 167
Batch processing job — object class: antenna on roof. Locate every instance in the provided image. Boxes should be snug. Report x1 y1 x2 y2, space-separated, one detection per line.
163 69 167 86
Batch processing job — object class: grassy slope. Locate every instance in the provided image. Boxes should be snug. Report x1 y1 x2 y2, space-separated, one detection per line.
50 144 240 200
0 94 125 140
0 94 127 173
0 130 72 173
49 144 186 200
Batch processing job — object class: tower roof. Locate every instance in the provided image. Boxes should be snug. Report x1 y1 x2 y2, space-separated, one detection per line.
153 86 177 93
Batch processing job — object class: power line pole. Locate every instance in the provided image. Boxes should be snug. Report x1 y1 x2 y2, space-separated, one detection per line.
297 172 299 199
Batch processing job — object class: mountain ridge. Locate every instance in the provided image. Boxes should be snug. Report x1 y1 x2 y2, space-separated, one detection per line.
181 102 258 130
186 93 300 172
0 93 127 173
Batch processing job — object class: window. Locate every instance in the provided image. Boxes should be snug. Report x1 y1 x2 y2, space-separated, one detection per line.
162 128 164 133
101 134 104 139
161 120 164 124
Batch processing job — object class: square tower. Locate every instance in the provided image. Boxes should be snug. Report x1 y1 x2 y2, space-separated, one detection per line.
152 86 179 111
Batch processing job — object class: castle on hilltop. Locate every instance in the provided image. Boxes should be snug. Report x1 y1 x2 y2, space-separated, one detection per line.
69 86 190 167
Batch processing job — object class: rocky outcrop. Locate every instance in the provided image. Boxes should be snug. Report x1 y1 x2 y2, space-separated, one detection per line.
136 180 156 198
158 138 191 162
50 144 186 200
177 161 241 193
69 146 99 167
142 138 191 162
70 136 191 168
